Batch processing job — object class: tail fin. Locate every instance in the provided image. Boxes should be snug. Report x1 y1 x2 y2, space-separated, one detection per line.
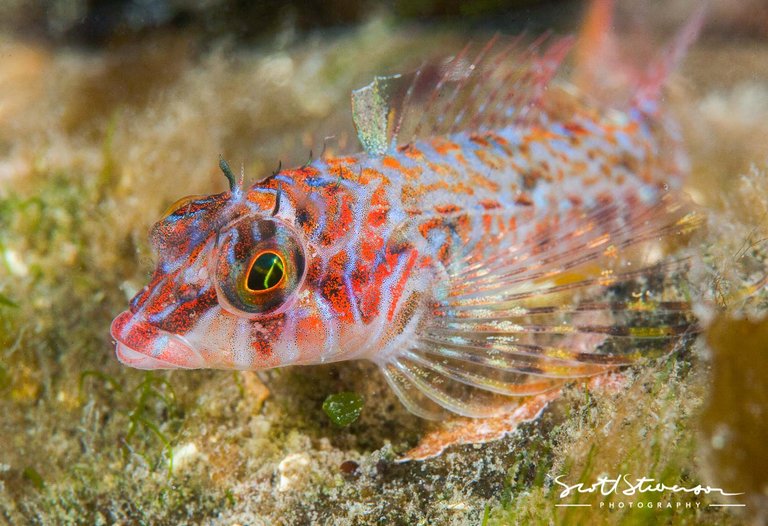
575 0 707 112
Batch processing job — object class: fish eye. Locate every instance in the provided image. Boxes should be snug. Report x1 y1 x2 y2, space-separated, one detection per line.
246 251 286 292
214 217 306 318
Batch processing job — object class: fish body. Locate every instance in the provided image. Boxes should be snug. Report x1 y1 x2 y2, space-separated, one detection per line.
112 2 703 419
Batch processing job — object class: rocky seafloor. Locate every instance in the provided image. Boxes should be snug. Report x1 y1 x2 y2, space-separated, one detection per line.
1 1 767 524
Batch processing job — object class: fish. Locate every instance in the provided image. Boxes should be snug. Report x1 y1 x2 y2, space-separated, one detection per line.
111 0 705 419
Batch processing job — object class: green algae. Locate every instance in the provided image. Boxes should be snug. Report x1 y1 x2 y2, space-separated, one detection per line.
122 372 183 477
21 468 44 491
323 392 365 427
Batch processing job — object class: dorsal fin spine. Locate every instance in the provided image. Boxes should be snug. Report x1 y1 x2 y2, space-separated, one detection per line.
575 0 705 114
633 3 707 113
352 33 575 157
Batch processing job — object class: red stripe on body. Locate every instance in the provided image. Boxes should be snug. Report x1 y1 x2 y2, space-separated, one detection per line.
387 250 419 322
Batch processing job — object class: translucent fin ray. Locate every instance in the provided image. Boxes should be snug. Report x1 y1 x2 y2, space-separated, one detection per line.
416 338 614 374
574 0 706 110
351 35 574 156
403 347 565 395
451 193 698 286
391 355 534 418
380 362 451 420
379 193 699 418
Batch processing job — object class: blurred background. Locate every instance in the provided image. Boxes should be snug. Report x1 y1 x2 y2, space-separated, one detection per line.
1 0 767 47
1 0 584 46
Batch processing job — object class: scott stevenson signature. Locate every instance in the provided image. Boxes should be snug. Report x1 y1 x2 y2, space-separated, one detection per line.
553 475 744 499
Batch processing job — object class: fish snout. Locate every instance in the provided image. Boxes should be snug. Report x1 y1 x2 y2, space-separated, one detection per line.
110 310 205 369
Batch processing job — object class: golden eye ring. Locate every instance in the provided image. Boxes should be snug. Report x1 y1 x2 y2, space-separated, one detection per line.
215 217 306 318
245 250 286 293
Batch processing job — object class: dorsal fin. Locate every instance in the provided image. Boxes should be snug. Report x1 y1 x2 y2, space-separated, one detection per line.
351 34 574 157
574 0 706 112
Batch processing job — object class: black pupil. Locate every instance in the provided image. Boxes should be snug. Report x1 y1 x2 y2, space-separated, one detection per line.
247 252 285 291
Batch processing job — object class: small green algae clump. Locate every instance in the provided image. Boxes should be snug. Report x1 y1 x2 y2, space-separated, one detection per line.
323 392 364 427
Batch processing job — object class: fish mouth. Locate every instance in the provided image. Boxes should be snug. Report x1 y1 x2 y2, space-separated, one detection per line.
110 311 205 370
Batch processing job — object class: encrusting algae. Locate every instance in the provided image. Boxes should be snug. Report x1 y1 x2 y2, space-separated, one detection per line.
0 1 767 524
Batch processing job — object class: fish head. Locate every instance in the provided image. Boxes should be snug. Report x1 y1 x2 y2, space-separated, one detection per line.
111 189 330 371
